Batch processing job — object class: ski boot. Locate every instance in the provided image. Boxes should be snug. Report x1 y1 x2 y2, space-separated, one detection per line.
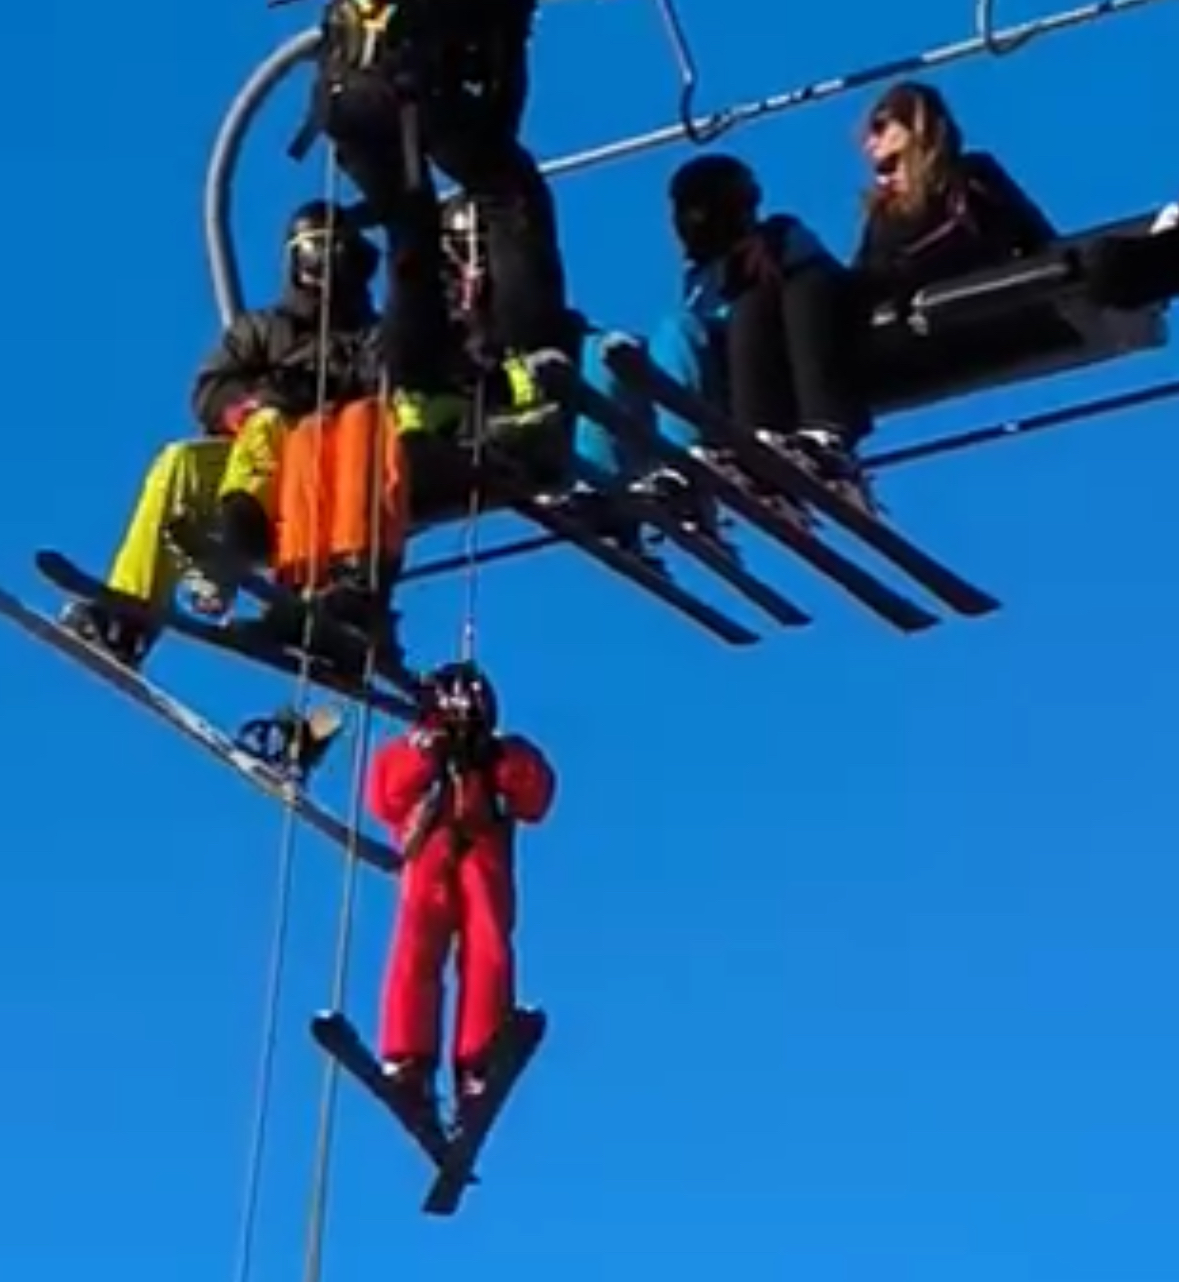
453 1061 491 1135
629 466 726 544
167 493 272 619
380 1057 448 1145
312 555 404 664
549 483 649 558
235 704 343 781
59 598 156 670
759 426 879 517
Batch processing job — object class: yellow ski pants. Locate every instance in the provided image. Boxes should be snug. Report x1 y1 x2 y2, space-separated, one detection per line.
108 410 284 609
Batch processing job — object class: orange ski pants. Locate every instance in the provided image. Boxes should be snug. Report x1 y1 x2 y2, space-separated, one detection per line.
272 397 410 588
379 829 516 1068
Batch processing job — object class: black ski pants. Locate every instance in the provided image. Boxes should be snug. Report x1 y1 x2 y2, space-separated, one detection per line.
725 252 874 446
322 14 567 393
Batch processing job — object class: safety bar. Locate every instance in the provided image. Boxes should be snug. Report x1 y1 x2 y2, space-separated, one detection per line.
910 257 1077 334
205 27 321 325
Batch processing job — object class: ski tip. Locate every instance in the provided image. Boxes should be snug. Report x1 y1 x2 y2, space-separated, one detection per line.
513 1006 548 1037
311 1008 347 1032
33 549 64 576
958 592 1002 618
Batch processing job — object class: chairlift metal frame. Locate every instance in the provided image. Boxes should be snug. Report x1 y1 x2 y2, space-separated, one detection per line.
199 0 1179 585
205 0 1175 323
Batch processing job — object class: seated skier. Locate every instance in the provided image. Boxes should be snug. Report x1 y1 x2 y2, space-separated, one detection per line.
296 0 570 436
577 153 874 517
62 200 408 668
854 80 1056 304
366 661 555 1131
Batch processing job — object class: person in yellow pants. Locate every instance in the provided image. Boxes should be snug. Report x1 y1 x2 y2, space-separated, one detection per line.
62 200 386 668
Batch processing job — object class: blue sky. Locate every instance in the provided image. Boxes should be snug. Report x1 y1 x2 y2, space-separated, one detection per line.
4 0 1178 1277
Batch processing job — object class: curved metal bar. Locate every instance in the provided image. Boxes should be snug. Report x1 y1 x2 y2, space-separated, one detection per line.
538 0 1173 182
650 0 727 144
975 0 1038 55
204 27 322 325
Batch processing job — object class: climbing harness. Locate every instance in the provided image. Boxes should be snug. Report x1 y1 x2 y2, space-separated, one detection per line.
450 198 492 665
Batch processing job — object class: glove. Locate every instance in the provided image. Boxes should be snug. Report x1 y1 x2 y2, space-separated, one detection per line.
441 719 501 773
408 724 449 760
222 397 283 436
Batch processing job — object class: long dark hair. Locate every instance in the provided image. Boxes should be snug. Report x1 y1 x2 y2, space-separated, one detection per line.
862 81 964 217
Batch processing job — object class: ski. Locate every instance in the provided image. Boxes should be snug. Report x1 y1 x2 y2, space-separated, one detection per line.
531 351 937 634
569 446 811 629
422 1006 547 1217
0 585 398 872
602 338 1000 618
36 551 415 720
164 520 423 705
483 447 759 645
310 1010 461 1175
621 488 811 628
529 363 810 628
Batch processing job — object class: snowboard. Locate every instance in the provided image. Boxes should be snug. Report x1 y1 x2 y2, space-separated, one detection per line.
0 585 398 872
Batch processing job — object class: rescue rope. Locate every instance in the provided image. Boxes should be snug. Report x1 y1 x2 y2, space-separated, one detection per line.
297 161 396 1282
456 200 488 664
231 149 352 1282
299 645 378 1282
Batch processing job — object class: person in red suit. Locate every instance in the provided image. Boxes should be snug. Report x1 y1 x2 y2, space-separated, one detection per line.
366 661 555 1126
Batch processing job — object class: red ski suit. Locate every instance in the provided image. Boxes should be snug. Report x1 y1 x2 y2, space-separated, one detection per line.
367 726 555 1067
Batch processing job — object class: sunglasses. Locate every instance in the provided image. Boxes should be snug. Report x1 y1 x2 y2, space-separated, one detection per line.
867 112 900 136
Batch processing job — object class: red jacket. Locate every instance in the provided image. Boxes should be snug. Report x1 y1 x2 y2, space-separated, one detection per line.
367 727 556 855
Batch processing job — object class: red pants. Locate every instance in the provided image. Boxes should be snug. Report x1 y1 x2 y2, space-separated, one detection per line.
379 831 516 1067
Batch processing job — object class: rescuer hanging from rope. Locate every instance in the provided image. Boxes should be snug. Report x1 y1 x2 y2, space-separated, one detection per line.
292 0 570 436
365 661 556 1134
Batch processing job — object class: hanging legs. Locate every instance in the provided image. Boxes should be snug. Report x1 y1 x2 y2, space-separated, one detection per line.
726 249 878 512
60 430 277 669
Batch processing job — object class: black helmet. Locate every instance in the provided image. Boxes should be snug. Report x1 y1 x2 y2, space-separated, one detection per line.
669 154 762 263
421 661 498 731
284 200 379 294
670 153 761 213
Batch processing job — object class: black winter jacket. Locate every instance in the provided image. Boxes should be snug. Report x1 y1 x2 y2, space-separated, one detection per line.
191 288 382 436
854 150 1056 303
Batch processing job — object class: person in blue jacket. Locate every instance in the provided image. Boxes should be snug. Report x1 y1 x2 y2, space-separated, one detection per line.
576 154 874 516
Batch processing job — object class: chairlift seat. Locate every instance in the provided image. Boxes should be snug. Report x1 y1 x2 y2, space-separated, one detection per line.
866 213 1170 414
